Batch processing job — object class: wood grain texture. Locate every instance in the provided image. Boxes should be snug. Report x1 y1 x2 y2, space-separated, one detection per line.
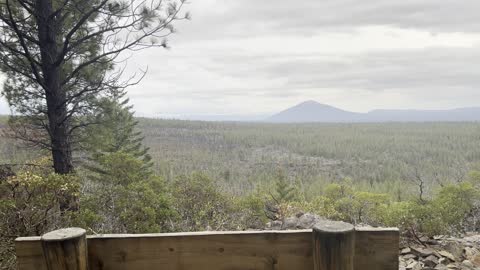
41 228 88 270
15 237 47 270
354 227 399 270
87 231 313 270
15 228 399 270
313 221 355 270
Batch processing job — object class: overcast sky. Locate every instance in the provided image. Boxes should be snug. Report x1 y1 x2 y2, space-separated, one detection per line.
1 0 480 118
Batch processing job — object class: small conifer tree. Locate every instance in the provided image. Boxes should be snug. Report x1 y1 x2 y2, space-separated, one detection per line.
82 88 153 175
274 170 296 203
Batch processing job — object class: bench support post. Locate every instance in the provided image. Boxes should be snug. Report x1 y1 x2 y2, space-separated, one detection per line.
41 227 89 270
312 221 355 270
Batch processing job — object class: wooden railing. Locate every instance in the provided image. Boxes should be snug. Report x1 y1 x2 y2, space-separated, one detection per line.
15 221 399 270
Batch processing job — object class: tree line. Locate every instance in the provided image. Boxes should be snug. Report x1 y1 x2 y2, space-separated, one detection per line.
2 1 480 269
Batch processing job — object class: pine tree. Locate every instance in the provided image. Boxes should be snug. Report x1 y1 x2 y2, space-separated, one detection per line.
274 170 296 203
0 0 187 174
82 88 153 175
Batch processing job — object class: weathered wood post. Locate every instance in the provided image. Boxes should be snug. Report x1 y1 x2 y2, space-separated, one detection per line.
312 221 355 270
41 228 89 270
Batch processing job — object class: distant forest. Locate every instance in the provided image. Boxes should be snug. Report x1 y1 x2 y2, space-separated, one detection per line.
3 117 480 199
3 116 480 268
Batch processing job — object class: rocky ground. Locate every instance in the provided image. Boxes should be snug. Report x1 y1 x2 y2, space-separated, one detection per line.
265 213 480 270
399 235 480 270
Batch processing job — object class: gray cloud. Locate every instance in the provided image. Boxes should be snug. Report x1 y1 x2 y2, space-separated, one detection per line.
170 46 480 95
2 0 480 116
176 0 480 42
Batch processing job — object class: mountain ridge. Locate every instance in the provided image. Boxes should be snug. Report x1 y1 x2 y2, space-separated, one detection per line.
268 101 480 123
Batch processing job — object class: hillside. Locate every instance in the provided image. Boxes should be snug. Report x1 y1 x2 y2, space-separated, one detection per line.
267 101 480 123
2 117 480 198
268 101 361 123
136 119 480 198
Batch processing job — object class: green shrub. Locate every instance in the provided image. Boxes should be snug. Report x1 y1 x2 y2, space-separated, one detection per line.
171 173 236 231
0 158 79 270
74 152 175 233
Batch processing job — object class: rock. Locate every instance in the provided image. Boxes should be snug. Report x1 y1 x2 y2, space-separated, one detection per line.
438 250 457 262
411 247 435 257
295 212 304 218
470 254 480 267
296 213 319 229
266 213 327 230
464 247 479 260
438 257 448 265
426 239 441 245
401 247 412 254
446 263 459 269
424 255 439 267
403 254 417 260
443 241 465 260
281 217 298 229
406 261 422 270
464 235 480 244
461 260 474 269
266 220 282 230
420 236 430 242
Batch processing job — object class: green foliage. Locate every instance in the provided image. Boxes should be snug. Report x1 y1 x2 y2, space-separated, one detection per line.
94 151 152 185
73 152 174 233
3 119 480 201
351 191 390 225
0 0 186 174
286 177 480 236
374 182 480 236
428 183 479 233
82 89 153 174
273 170 297 203
3 119 480 269
304 180 389 225
0 158 79 269
234 190 270 228
468 170 480 187
135 120 480 198
171 173 237 231
381 201 417 229
0 158 80 235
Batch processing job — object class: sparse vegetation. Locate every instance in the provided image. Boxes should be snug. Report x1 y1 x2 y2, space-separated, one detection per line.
2 118 480 269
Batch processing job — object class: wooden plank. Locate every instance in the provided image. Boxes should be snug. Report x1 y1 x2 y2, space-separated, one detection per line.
354 227 399 270
15 237 47 270
87 230 313 270
15 228 399 270
16 231 312 270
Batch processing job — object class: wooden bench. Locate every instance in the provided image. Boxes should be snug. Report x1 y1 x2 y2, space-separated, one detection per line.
15 221 399 270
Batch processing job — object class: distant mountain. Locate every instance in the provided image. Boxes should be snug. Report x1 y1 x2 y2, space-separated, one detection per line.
268 101 361 123
267 101 480 123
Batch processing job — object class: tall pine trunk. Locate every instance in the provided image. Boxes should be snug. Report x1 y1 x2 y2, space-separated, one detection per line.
36 0 74 175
